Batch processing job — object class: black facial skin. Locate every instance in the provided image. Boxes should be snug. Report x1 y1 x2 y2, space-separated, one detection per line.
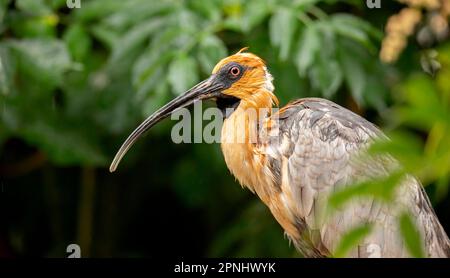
214 62 245 117
216 95 241 118
214 62 246 89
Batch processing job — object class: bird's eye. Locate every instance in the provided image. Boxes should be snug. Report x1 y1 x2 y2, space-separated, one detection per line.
229 66 241 78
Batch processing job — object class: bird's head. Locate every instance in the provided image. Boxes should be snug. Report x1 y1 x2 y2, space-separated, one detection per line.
109 48 278 172
211 48 278 104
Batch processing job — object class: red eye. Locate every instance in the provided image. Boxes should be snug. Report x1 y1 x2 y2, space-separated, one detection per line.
229 66 240 77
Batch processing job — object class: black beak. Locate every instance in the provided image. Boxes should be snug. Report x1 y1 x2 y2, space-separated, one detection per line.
109 76 223 172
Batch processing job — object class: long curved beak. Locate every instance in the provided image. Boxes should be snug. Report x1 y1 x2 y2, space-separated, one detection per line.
109 76 223 172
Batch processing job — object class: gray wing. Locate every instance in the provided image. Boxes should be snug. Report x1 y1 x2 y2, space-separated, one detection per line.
266 98 450 257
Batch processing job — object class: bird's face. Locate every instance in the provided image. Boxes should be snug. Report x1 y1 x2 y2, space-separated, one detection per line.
211 50 275 101
110 49 276 172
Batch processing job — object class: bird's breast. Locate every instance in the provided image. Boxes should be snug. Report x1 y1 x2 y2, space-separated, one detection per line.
220 108 302 241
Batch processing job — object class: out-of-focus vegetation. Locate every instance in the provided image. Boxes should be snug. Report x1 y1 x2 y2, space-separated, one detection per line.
0 0 449 257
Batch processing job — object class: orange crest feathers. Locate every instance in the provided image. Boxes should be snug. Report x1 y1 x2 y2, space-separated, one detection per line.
237 47 249 54
212 47 266 74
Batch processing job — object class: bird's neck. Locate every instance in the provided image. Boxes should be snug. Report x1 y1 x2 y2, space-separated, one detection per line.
220 89 277 200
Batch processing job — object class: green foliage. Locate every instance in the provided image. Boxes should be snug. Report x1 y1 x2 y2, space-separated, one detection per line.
332 223 373 258
329 172 405 210
0 0 449 257
168 54 199 95
0 0 391 166
269 7 297 60
399 212 426 258
329 44 450 256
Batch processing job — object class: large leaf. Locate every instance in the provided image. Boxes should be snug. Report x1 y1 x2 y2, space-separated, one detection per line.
63 23 92 61
197 35 227 74
131 27 181 98
329 172 405 210
89 25 120 49
240 0 272 33
102 1 171 31
309 55 342 97
338 39 366 105
331 14 379 52
141 81 170 117
8 38 73 87
333 223 373 258
399 213 426 258
294 0 321 9
397 75 449 130
109 18 165 67
332 13 383 41
16 0 51 15
308 24 343 97
168 55 199 95
188 0 221 22
74 0 137 22
368 131 425 174
295 24 320 76
269 7 297 60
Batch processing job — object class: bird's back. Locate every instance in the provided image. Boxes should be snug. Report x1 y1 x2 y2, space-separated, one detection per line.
261 98 450 257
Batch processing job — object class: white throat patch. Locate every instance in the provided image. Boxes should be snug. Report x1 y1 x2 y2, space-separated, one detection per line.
263 66 274 92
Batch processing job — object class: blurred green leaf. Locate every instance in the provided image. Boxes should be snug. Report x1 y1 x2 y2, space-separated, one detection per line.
269 7 297 60
63 24 92 62
294 0 321 9
132 26 180 89
132 29 177 99
90 25 120 49
0 0 8 34
329 172 404 209
397 75 449 130
295 24 320 76
240 0 272 33
331 14 379 52
16 0 51 15
368 131 425 174
399 212 426 258
168 55 199 95
109 18 165 67
307 24 343 97
338 39 366 105
0 44 15 96
101 1 171 31
197 35 227 74
74 0 135 22
188 0 221 22
309 55 342 97
333 223 373 258
142 80 170 116
8 38 73 87
49 0 68 9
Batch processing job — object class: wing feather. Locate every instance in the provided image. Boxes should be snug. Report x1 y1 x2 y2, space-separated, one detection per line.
266 98 450 257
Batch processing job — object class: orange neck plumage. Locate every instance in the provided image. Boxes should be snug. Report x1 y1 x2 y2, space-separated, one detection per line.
220 89 277 201
220 90 301 240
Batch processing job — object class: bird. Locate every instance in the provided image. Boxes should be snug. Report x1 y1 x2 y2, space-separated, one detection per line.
109 48 450 258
